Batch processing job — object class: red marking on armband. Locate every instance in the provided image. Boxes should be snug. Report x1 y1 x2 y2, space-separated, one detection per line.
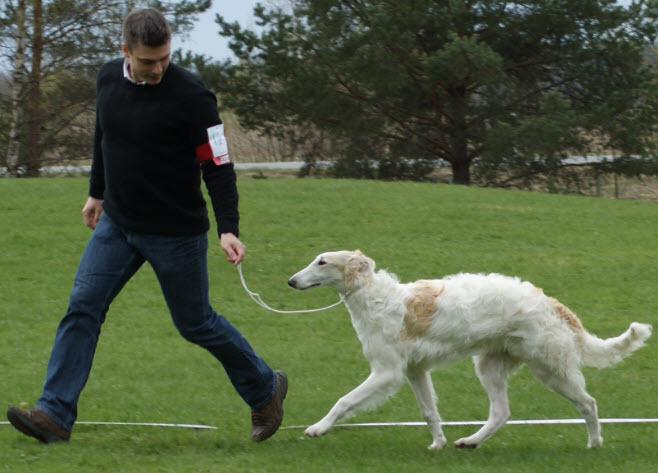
212 154 230 165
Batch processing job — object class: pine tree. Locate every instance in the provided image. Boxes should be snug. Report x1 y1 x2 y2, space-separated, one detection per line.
215 0 658 184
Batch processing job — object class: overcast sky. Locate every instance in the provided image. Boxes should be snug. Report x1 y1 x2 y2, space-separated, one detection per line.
178 0 633 62
177 0 263 61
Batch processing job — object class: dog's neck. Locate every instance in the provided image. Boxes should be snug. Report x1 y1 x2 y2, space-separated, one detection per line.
340 274 408 348
341 269 402 321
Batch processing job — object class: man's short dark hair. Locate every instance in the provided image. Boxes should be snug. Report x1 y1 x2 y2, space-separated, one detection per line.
122 9 171 51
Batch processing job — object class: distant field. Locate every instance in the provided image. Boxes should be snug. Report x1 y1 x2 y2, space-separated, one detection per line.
0 177 656 473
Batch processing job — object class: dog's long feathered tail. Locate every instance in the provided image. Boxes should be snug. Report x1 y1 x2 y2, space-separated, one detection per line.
580 322 652 368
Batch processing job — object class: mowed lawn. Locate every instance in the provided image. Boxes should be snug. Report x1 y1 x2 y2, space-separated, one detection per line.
0 177 656 473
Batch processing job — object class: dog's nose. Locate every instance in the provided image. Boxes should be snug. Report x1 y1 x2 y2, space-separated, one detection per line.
288 278 296 288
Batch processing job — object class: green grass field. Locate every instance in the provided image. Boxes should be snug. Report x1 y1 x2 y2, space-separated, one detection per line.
1 177 656 473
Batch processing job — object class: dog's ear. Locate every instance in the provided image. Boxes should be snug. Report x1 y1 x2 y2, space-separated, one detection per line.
344 252 374 290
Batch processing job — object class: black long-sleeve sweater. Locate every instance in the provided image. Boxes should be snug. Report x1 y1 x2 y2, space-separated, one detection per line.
89 58 239 237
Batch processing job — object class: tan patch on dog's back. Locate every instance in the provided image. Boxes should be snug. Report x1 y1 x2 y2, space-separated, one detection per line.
401 280 444 340
547 297 584 332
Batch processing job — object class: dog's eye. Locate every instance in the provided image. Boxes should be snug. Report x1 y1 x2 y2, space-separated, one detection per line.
318 259 326 266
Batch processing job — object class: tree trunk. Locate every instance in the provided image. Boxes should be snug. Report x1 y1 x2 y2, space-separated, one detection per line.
451 159 471 185
449 137 471 185
5 0 27 178
26 0 43 177
449 91 471 185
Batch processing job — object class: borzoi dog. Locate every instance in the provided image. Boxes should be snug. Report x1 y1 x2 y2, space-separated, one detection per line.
288 250 652 449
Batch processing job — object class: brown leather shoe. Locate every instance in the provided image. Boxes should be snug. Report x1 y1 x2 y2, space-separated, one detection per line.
7 407 71 443
251 370 287 441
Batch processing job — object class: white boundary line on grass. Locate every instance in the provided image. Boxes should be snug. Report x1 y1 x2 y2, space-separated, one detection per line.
75 421 218 429
281 418 658 430
0 421 217 430
2 418 656 430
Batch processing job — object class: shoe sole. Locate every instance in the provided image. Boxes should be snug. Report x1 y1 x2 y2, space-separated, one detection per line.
6 408 68 444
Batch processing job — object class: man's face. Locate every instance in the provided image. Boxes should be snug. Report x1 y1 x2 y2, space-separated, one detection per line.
122 41 171 85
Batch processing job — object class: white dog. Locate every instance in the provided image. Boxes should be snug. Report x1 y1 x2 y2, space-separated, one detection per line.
288 250 652 449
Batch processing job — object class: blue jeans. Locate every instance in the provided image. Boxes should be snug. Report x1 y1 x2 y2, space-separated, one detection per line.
37 213 276 431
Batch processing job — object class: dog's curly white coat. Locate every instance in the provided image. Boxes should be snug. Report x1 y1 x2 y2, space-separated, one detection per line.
288 250 652 450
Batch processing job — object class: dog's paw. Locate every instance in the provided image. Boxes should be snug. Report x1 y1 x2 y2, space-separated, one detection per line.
427 438 447 450
304 421 331 437
454 437 479 449
587 436 603 448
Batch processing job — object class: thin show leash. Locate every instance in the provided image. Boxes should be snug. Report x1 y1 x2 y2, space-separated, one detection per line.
236 263 346 314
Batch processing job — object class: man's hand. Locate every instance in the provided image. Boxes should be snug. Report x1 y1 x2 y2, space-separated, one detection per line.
82 197 103 229
220 232 246 266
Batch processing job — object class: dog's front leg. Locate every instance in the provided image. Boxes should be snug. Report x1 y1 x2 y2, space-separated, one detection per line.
305 371 402 438
407 370 447 450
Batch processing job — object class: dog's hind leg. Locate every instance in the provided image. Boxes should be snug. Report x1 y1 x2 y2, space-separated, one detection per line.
455 353 522 448
305 370 404 438
407 369 447 450
526 361 602 448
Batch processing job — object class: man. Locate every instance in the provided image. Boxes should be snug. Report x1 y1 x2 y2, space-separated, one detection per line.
7 8 286 444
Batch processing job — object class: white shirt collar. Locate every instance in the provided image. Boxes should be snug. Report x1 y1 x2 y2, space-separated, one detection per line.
123 58 147 85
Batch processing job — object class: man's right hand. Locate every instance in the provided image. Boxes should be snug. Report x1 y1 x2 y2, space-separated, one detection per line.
82 197 103 229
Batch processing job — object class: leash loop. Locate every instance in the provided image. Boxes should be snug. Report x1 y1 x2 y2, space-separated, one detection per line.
237 263 345 314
